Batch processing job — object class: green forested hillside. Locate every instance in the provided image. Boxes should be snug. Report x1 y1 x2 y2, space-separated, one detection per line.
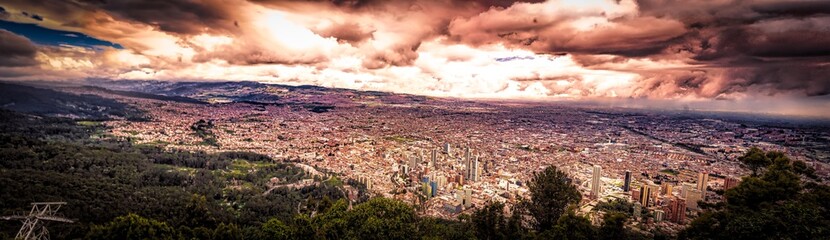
0 110 341 239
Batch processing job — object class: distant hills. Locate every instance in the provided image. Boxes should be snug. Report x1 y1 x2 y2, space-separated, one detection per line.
86 79 429 106
0 82 146 120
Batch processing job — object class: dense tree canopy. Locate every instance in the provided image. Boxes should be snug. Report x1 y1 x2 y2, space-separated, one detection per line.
681 149 829 240
526 165 583 232
86 213 178 240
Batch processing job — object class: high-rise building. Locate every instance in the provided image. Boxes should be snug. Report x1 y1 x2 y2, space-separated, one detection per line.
463 188 473 208
357 176 372 190
464 150 481 183
633 202 642 219
444 143 451 156
654 209 665 222
697 172 709 192
680 183 696 199
473 156 481 182
430 181 438 197
724 176 740 190
639 186 651 207
436 175 447 189
467 156 480 182
661 182 673 196
631 188 641 202
464 147 471 165
686 188 702 210
431 149 438 168
591 165 602 198
409 155 418 172
669 197 687 223
649 183 660 204
639 181 659 207
623 170 631 192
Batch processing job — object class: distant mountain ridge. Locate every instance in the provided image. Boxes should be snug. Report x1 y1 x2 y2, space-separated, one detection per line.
0 82 146 120
85 79 430 106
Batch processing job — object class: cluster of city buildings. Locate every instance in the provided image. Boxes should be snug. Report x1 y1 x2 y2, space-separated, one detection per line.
586 163 742 231
67 87 830 228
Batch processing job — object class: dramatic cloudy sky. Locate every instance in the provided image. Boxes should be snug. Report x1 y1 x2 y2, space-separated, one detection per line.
1 0 829 108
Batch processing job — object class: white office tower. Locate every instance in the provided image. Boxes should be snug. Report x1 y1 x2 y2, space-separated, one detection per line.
444 143 451 156
436 175 447 188
409 155 418 171
697 172 709 192
654 209 665 222
472 156 481 182
591 165 602 198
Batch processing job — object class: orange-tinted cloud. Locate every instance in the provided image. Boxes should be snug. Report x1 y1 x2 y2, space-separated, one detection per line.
0 0 829 104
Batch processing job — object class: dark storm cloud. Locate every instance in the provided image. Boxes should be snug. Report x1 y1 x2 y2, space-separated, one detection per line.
723 65 830 97
0 30 39 67
256 0 546 10
635 0 830 59
611 0 830 98
78 0 240 35
2 0 239 35
751 1 830 17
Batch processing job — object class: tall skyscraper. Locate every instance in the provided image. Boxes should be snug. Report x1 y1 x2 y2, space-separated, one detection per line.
591 165 602 198
639 186 649 207
431 149 438 168
463 148 481 183
473 156 481 182
466 155 481 182
697 172 709 192
444 143 451 156
623 170 631 192
464 147 471 166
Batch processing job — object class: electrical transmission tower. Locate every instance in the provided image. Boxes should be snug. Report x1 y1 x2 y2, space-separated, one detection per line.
1 202 73 240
